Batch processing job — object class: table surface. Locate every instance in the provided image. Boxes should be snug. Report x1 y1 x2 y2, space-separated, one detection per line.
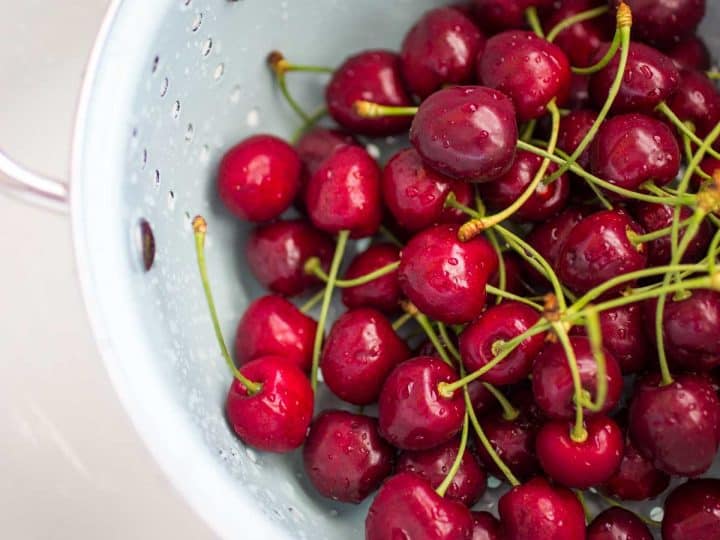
0 2 215 537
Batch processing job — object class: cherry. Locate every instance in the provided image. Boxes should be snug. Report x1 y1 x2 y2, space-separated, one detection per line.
471 511 503 540
665 35 711 70
225 355 313 452
235 295 317 371
662 479 720 540
378 356 466 451
398 224 499 324
587 507 652 540
477 149 571 221
295 127 356 178
617 0 705 47
589 41 680 113
304 144 382 238
246 219 334 297
326 50 413 137
409 86 518 182
558 109 598 170
397 437 487 507
601 435 670 501
489 253 526 298
321 308 410 405
400 7 486 99
697 156 720 188
382 147 475 232
498 477 586 540
628 373 720 476
468 379 500 417
536 415 624 489
558 210 648 295
666 68 720 138
532 336 624 420
365 472 474 540
566 73 593 110
478 30 571 121
459 301 546 386
217 134 301 222
341 243 401 313
474 410 540 482
472 0 555 33
302 410 394 503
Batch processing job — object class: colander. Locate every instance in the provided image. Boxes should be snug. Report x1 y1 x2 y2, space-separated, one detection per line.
1 1 719 538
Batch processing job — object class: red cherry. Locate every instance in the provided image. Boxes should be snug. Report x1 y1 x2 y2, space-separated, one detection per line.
662 479 720 540
341 243 401 313
326 50 413 136
664 35 711 71
399 224 499 324
321 308 410 405
397 437 487 507
468 379 501 417
601 435 670 501
302 410 394 503
488 253 526 299
618 0 705 47
566 73 593 110
295 127 356 178
235 295 317 372
587 507 652 540
471 511 503 540
666 68 720 138
378 357 466 451
225 356 313 452
558 109 598 170
474 410 540 482
365 472 474 540
498 477 586 540
472 0 555 33
479 30 571 121
218 134 301 222
696 156 720 188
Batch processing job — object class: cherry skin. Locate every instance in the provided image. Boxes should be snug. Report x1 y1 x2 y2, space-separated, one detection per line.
536 415 624 489
365 472 474 540
295 127 356 179
326 50 412 137
477 150 571 222
488 252 526 298
587 507 652 540
498 477 586 540
478 30 571 121
397 437 487 507
471 511 503 540
378 356 466 451
665 35 711 71
628 373 720 476
382 147 475 232
409 86 518 183
601 435 670 501
666 68 720 138
302 410 394 503
558 109 598 170
235 295 317 372
459 301 546 386
400 7 485 99
566 73 593 110
474 410 540 482
217 134 301 222
304 145 382 238
225 355 313 453
618 0 705 47
472 0 555 33
341 243 401 313
590 41 680 113
558 210 648 295
662 479 720 540
320 308 410 405
246 219 334 297
532 336 624 420
696 156 720 188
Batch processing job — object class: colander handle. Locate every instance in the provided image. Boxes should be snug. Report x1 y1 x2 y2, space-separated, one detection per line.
0 150 69 213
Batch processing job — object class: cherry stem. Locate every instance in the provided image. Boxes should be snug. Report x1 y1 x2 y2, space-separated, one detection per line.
657 102 720 161
553 146 613 209
402 301 454 367
267 51 334 75
707 71 720 80
290 106 328 144
483 383 520 421
596 493 661 527
572 30 620 75
546 5 610 43
305 258 400 288
709 229 720 277
378 225 404 248
392 312 413 331
353 100 418 118
627 217 694 245
299 289 325 313
436 412 469 497
487 229 507 305
581 307 608 413
438 322 461 362
192 216 262 395
525 6 545 38
310 230 350 390
486 284 543 311
520 119 537 142
552 322 587 442
684 133 713 182
574 490 593 524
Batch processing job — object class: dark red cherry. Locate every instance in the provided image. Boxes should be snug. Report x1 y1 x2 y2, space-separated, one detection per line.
479 30 571 121
218 134 301 222
532 336 624 420
302 410 394 503
382 147 475 232
321 308 410 405
341 243 401 313
477 150 570 221
589 41 680 113
397 437 487 507
246 219 334 297
628 373 720 476
471 511 503 540
409 86 518 182
498 477 586 540
590 113 681 193
474 410 540 482
558 210 648 295
618 0 705 47
662 479 720 540
696 156 720 188
365 472 474 540
468 380 500 417
378 356 466 451
558 109 598 169
489 253 526 298
400 7 486 99
225 356 313 452
235 295 317 372
566 73 593 110
536 415 624 489
399 224 499 324
472 0 555 33
666 69 720 138
326 50 413 137
601 435 670 501
665 35 711 70
587 507 652 540
304 145 382 238
459 301 546 385
295 127 356 178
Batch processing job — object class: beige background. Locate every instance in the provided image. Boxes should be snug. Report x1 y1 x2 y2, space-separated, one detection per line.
0 1 214 537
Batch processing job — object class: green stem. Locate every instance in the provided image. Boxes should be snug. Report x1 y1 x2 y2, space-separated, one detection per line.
520 119 537 142
554 146 614 209
354 101 418 118
392 312 413 332
438 322 461 362
572 30 620 75
412 310 454 367
707 71 720 80
487 229 506 305
305 258 399 288
525 6 545 38
709 229 720 277
554 322 587 442
627 217 694 245
657 102 720 161
290 107 328 144
276 71 311 122
486 285 543 311
685 132 713 183
284 64 334 74
582 307 608 413
299 289 324 313
482 383 520 421
436 413 469 497
379 225 404 248
575 490 593 524
547 5 610 43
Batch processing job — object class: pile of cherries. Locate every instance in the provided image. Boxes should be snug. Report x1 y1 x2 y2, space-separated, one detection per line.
193 0 720 538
